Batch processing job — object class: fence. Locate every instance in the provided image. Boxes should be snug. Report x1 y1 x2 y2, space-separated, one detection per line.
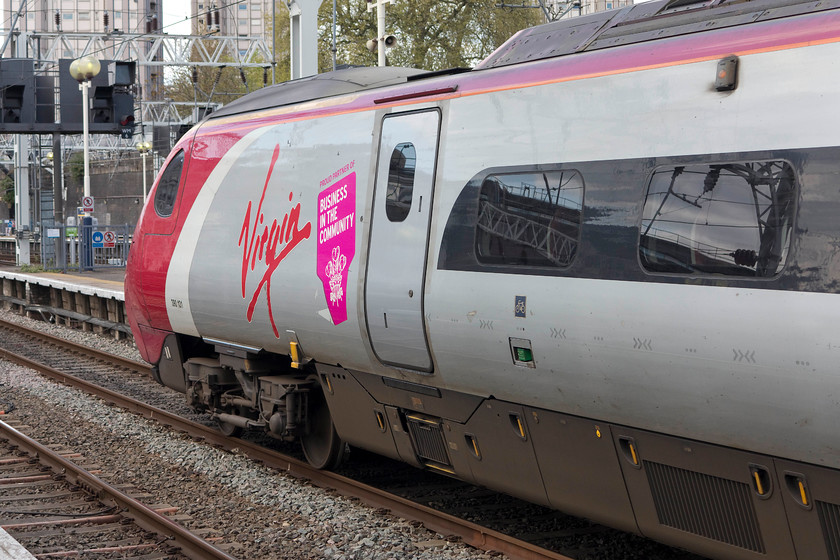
40 223 132 272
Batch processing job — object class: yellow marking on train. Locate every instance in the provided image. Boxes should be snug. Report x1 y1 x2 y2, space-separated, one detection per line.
426 463 456 475
375 412 385 430
753 471 764 495
470 436 480 458
516 417 526 439
406 415 439 425
290 341 301 369
799 480 808 506
630 442 639 466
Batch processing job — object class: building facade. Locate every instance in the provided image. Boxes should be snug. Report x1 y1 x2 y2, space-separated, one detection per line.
2 0 164 100
192 0 269 40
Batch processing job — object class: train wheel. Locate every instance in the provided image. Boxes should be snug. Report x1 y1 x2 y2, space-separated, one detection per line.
216 418 243 438
301 389 347 470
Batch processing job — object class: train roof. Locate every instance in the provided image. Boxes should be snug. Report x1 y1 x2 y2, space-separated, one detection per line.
208 0 835 118
208 66 429 119
477 0 838 69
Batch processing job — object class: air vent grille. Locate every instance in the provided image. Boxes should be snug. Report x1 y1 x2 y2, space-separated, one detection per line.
817 500 840 560
405 416 450 466
644 461 764 553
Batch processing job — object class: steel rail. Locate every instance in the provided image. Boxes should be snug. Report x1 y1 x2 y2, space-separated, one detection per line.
0 419 237 560
0 324 574 560
0 318 151 374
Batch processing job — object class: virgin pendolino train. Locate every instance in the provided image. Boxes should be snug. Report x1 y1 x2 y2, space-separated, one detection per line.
125 0 840 557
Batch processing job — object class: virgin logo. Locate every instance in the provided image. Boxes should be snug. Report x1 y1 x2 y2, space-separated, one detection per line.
239 144 311 337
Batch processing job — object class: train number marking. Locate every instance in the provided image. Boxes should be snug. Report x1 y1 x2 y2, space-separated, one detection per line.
170 298 183 309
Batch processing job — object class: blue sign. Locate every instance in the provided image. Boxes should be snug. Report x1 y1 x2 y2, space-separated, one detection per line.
92 231 104 248
514 295 526 318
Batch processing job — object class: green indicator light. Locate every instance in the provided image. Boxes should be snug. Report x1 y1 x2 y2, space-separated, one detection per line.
516 347 533 362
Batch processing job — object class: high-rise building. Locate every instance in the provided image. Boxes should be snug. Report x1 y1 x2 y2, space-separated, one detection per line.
551 0 634 20
192 0 270 40
2 0 164 101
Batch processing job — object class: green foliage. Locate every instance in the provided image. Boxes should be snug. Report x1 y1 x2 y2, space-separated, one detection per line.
67 153 85 182
317 0 541 71
164 0 541 107
0 174 12 208
19 264 44 273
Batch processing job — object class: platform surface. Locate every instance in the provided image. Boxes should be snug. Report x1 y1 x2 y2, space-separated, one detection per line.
0 266 125 300
0 528 37 560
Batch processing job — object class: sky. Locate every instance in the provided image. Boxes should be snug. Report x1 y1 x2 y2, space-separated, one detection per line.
162 0 194 35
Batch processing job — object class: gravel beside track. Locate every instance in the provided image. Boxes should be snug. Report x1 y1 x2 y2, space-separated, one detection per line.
0 308 703 560
0 308 507 560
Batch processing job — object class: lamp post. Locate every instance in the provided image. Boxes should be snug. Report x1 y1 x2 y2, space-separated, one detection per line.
136 141 152 202
68 55 100 271
68 55 100 204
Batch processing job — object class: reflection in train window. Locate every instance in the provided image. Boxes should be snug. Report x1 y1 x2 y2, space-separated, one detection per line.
154 150 184 218
475 170 584 267
639 161 796 277
386 143 416 222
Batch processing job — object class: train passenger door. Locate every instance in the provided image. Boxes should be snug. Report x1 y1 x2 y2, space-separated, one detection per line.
365 110 440 372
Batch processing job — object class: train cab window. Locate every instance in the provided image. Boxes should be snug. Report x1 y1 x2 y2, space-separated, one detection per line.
475 170 583 268
154 150 185 218
639 161 796 277
386 143 416 222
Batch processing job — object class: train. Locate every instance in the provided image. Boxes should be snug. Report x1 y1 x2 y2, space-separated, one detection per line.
124 0 840 558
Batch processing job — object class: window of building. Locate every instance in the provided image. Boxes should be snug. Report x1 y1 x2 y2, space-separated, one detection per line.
476 169 583 268
78 11 90 20
154 150 184 218
62 13 73 19
639 161 796 277
239 3 247 8
385 143 416 222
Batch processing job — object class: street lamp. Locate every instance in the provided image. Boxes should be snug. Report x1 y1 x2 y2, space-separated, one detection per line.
136 141 152 202
68 55 100 204
68 55 100 271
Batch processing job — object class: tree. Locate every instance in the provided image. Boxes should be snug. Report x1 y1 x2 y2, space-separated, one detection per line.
315 0 541 71
164 0 541 107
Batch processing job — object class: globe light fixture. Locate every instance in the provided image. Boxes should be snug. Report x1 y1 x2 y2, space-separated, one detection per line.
69 55 100 271
68 55 101 203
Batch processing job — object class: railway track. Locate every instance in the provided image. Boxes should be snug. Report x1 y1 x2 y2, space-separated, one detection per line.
0 418 234 559
0 316 701 560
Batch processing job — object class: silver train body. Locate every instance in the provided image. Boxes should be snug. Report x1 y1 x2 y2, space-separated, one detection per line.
125 0 840 558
